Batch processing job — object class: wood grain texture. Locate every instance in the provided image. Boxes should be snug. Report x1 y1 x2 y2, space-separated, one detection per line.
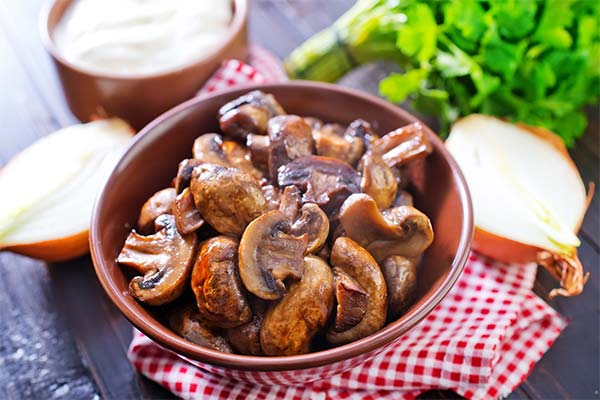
0 0 598 399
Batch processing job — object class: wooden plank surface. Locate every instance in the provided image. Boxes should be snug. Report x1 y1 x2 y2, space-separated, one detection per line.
0 1 598 399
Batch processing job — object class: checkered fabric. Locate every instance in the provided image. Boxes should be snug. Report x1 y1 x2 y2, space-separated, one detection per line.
129 48 567 400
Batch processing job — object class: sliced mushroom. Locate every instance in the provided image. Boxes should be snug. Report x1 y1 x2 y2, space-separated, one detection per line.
191 236 251 328
303 117 324 130
392 190 414 207
290 203 329 254
326 237 387 345
345 119 378 151
175 159 203 194
137 188 176 234
332 267 368 332
261 184 282 211
218 90 285 141
370 122 432 167
192 134 262 181
319 123 345 137
360 154 398 210
118 214 197 305
339 193 434 263
225 298 267 356
261 256 334 356
314 130 363 167
278 156 360 215
267 115 315 181
238 210 308 300
174 188 204 235
246 134 270 173
190 164 267 236
382 255 417 320
278 185 301 221
169 305 233 353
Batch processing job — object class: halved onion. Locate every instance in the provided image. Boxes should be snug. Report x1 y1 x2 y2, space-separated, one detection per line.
446 114 592 297
0 119 134 262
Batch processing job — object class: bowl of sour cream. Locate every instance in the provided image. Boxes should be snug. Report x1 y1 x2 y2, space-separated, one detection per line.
41 0 248 129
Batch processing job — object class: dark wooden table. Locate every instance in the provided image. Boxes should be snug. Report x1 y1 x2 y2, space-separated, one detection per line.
0 1 598 399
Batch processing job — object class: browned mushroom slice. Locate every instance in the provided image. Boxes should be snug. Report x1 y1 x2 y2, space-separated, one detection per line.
360 154 398 210
339 193 434 263
192 134 262 181
314 127 364 166
278 156 360 215
191 236 252 328
190 164 267 236
117 214 197 306
137 188 176 234
260 256 334 356
392 190 414 207
290 203 329 254
246 134 270 172
238 210 308 300
332 267 368 332
175 159 203 194
174 188 204 235
218 90 285 141
326 237 387 345
370 122 432 167
261 184 282 211
303 117 324 130
345 119 378 150
169 305 233 353
225 298 267 356
267 115 315 180
319 123 345 137
278 185 301 221
382 255 417 320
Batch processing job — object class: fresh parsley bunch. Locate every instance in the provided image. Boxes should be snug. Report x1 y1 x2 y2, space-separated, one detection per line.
285 0 600 145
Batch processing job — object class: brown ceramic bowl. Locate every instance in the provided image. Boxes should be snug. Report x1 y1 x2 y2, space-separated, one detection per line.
91 82 473 384
40 0 248 130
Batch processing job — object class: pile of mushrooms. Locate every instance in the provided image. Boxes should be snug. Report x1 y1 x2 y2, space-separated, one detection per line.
117 91 434 356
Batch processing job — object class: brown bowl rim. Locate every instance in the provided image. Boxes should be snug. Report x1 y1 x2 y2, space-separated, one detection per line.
91 81 473 371
39 0 249 80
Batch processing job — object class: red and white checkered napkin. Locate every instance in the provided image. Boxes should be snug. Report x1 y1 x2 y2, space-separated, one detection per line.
128 48 567 400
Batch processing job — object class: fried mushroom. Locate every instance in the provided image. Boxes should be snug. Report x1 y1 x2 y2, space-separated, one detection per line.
267 115 315 180
175 159 203 194
118 214 197 306
169 305 233 353
137 188 176 234
278 156 360 215
225 298 267 356
260 256 334 356
218 90 285 141
381 255 417 320
331 267 368 332
360 154 398 210
326 237 387 345
193 134 262 181
191 236 251 328
290 203 329 254
339 194 433 263
174 188 204 235
314 126 364 166
238 210 308 300
370 122 432 167
190 164 267 236
278 185 302 221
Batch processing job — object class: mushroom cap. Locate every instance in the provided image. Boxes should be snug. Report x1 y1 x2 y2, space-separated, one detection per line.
117 214 198 306
238 210 308 300
191 236 252 328
193 134 262 181
290 203 330 254
314 127 364 166
175 159 203 194
344 119 378 151
326 237 387 345
360 154 398 210
278 155 360 215
137 188 176 234
190 164 267 236
381 255 417 320
260 256 334 356
339 193 434 263
169 304 233 353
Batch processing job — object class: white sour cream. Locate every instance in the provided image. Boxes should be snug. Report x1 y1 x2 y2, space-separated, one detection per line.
53 0 233 76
